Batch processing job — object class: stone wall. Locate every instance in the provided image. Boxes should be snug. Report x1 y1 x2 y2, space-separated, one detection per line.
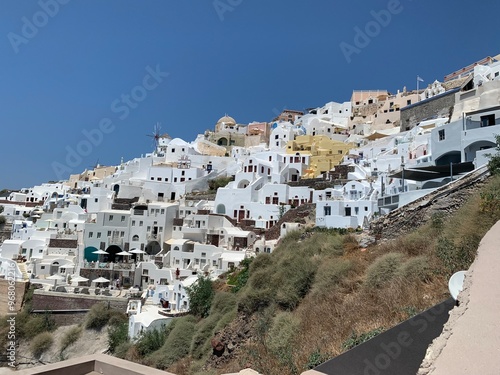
400 92 456 131
32 291 129 326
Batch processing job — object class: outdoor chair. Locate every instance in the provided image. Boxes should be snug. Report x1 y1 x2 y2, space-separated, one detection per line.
94 288 101 295
80 288 90 294
55 286 67 293
73 287 80 294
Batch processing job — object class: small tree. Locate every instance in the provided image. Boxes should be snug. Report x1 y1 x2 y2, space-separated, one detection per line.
185 276 214 318
487 134 500 175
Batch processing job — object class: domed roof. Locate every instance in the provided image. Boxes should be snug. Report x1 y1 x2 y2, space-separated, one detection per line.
217 114 236 125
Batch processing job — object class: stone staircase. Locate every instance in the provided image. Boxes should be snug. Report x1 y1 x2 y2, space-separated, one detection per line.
17 262 29 281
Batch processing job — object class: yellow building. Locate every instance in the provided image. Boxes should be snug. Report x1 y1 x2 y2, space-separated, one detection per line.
286 135 353 178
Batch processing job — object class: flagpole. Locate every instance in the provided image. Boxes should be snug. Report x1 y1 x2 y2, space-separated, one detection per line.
417 75 420 102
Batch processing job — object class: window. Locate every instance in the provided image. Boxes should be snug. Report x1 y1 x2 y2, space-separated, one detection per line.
107 231 111 236
120 231 124 237
201 252 206 257
157 177 162 181
109 215 113 221
94 198 98 203
365 206 368 211
324 206 331 216
121 216 125 222
438 129 445 141
480 114 495 127
88 232 93 238
161 209 165 214
132 220 135 226
171 148 175 153
97 232 101 238
139 221 143 226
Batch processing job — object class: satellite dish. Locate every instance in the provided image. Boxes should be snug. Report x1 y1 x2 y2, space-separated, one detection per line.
448 270 467 300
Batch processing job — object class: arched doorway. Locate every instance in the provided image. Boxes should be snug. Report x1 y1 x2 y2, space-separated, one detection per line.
217 137 228 146
216 204 226 214
84 246 99 262
145 241 161 256
238 179 250 189
106 245 122 263
113 184 120 195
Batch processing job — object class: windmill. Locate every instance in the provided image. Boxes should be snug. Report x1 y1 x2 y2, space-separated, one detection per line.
147 123 162 151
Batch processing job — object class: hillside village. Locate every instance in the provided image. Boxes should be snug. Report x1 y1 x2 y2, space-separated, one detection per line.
1 54 500 345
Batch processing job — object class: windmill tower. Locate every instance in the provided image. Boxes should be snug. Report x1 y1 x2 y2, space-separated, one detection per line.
147 123 171 154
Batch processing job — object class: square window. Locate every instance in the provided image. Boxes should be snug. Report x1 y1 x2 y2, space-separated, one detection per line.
109 215 113 221
121 216 125 222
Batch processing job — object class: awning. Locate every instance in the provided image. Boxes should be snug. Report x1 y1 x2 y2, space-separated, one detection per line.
389 162 475 182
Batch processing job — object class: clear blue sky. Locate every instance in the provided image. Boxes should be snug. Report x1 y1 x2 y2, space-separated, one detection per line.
1 0 499 189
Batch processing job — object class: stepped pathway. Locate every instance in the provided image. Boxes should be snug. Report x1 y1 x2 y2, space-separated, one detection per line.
17 262 29 280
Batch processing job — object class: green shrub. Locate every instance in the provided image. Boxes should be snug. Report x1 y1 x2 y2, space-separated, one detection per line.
60 326 82 352
305 350 330 370
146 316 196 370
365 253 405 288
273 256 316 310
31 332 54 358
210 292 237 316
108 320 129 353
341 328 384 351
237 287 274 314
114 341 134 359
190 313 220 360
266 312 299 369
249 253 273 273
136 326 167 357
227 257 253 293
311 258 353 297
397 256 431 282
19 311 55 338
435 235 479 277
85 302 111 330
186 276 214 318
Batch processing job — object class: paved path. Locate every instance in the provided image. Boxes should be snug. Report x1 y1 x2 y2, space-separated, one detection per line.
419 220 500 374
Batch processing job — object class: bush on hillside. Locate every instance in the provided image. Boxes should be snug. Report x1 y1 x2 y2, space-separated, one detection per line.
365 253 405 288
18 311 55 338
397 256 432 282
30 332 54 358
136 326 167 357
310 258 354 297
266 312 300 369
145 316 196 370
85 302 111 330
60 326 82 353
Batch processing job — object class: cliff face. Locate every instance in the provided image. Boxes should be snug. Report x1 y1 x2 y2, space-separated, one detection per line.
370 167 490 240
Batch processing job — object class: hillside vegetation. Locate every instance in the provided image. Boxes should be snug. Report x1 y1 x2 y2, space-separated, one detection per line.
109 174 500 375
3 175 500 374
